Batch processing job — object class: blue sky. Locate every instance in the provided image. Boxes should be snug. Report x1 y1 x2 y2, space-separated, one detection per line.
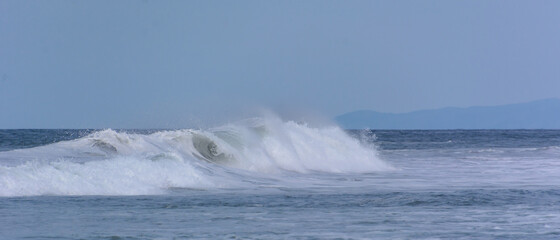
1 1 559 128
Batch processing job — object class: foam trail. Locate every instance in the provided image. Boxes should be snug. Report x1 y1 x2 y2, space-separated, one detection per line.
0 116 391 196
0 156 214 196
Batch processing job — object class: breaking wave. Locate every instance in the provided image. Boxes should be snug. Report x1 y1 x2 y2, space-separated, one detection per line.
0 117 391 196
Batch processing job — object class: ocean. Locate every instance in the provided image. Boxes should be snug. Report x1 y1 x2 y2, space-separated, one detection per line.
1 118 560 239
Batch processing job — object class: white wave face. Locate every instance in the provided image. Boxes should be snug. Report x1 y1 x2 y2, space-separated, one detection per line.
0 117 392 197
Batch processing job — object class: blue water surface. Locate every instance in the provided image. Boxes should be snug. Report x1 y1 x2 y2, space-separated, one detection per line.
1 129 560 239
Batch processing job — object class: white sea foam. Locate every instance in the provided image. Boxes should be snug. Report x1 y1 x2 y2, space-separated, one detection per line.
0 116 391 196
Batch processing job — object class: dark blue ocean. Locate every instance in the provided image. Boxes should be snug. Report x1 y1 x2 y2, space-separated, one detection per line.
1 120 560 239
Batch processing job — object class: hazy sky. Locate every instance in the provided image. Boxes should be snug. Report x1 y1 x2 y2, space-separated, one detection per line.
1 1 559 128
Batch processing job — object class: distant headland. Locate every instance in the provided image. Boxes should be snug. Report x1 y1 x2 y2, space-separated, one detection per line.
335 99 560 129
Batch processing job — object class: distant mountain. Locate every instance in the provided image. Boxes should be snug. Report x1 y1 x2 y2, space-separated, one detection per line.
335 99 560 129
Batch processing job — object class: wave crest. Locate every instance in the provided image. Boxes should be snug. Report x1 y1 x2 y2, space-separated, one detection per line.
0 116 391 196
